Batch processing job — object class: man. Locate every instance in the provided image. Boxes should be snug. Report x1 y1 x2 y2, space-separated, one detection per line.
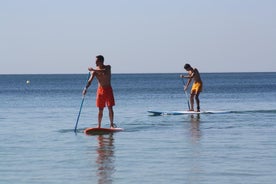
180 63 203 112
82 55 115 128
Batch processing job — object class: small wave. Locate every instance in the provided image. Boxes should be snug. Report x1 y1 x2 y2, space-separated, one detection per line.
231 109 276 114
57 128 86 134
148 109 276 116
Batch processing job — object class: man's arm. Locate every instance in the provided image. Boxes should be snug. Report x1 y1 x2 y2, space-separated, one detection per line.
88 65 111 72
183 71 194 91
82 72 95 95
88 67 103 72
180 72 193 79
184 77 192 91
180 75 192 79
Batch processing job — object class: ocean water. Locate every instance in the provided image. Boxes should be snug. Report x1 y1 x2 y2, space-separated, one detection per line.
0 72 276 184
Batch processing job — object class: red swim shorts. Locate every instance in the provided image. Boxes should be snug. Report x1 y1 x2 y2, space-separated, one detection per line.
96 86 115 108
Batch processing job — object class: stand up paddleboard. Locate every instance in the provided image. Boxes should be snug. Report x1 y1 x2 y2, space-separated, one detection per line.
84 127 124 135
148 110 231 116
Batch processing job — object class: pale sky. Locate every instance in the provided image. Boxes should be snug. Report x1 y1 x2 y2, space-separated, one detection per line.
1 0 276 74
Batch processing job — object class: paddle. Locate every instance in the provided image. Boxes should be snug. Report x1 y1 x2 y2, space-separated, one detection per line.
181 77 191 110
74 73 90 133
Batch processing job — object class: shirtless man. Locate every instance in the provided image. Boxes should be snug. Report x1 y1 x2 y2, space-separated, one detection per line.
180 64 203 112
82 55 115 128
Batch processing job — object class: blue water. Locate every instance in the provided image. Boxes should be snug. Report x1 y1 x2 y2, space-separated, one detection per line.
1 73 276 184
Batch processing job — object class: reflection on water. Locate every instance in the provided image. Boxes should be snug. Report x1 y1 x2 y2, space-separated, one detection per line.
189 114 201 143
96 134 115 184
187 114 203 184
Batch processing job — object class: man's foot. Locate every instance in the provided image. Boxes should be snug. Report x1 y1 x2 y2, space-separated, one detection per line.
110 123 117 128
188 109 194 111
196 106 200 112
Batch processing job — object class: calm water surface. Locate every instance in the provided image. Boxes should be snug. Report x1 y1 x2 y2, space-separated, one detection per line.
0 73 276 183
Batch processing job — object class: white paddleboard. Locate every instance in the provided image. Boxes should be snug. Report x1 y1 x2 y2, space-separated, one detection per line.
148 110 231 116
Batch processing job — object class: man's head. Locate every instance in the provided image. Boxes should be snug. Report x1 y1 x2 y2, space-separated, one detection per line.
184 63 192 71
96 55 104 66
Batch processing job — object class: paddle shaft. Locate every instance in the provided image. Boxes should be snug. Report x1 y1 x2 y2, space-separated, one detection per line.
74 72 90 133
181 77 191 110
74 96 85 132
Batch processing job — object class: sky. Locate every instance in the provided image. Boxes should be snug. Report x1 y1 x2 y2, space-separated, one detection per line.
1 0 276 74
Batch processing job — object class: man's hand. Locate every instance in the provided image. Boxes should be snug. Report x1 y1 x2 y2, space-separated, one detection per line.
82 88 87 96
184 85 188 91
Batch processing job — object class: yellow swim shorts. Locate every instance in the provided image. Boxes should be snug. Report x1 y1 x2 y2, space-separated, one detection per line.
191 82 203 94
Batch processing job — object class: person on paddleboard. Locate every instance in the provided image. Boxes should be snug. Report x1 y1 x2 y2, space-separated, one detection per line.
82 55 116 128
180 63 203 112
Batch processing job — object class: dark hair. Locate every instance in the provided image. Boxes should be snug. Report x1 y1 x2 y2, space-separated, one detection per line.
184 63 191 70
96 55 104 62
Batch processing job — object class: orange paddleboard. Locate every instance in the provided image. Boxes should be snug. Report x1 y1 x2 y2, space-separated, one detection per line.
84 127 124 135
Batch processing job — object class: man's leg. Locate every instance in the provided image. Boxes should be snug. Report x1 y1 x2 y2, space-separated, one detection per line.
98 108 104 128
108 106 114 128
190 93 195 111
195 93 200 112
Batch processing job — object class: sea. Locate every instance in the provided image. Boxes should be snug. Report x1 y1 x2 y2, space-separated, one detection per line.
1 72 276 184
